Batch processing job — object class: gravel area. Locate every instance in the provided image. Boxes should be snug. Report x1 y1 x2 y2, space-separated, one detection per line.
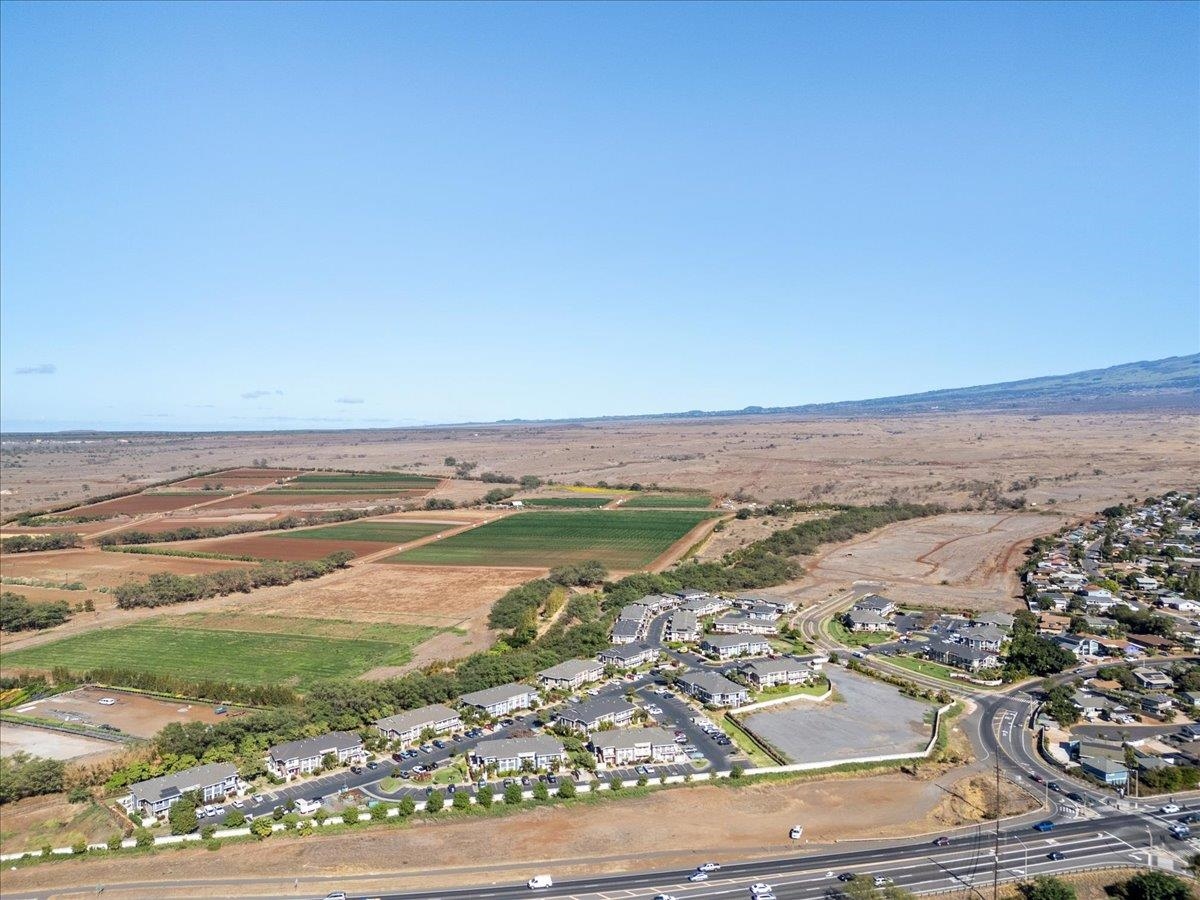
741 668 933 764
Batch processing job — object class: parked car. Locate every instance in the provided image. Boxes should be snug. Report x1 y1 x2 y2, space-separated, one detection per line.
521 776 532 787
789 826 803 839
98 698 117 706
232 798 244 809
366 761 379 770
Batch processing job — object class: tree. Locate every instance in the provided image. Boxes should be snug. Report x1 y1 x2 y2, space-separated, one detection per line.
106 834 123 851
224 809 246 827
371 803 389 821
201 825 216 840
398 796 416 817
729 764 745 780
533 781 550 801
425 789 445 813
342 807 360 825
1112 871 1193 900
609 776 622 792
557 778 576 799
168 799 198 835
476 783 494 807
504 782 523 805
452 790 471 810
133 828 153 848
1018 876 1077 900
250 817 273 840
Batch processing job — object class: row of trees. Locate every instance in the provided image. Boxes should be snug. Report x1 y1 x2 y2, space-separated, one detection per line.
0 752 65 804
1 532 82 553
112 551 354 608
0 592 72 632
50 665 295 709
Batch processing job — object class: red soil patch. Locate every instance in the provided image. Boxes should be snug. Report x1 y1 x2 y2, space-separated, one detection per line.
0 548 257 589
200 492 425 511
168 468 304 489
174 535 390 561
69 493 217 516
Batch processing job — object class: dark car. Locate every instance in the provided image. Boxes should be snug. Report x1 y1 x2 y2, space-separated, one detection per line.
447 784 456 794
350 765 363 774
547 775 558 785
1180 813 1200 824
838 873 857 882
391 752 404 762
366 761 379 770
1048 781 1062 793
933 837 951 846
399 769 411 779
1047 851 1065 861
432 739 447 749
1033 821 1055 832
1029 772 1045 783
1066 792 1084 803
521 775 532 786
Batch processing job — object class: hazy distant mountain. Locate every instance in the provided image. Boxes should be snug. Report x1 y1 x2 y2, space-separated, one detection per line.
655 353 1200 419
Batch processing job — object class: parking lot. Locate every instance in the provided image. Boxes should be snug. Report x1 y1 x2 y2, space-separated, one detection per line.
13 685 237 739
739 668 934 764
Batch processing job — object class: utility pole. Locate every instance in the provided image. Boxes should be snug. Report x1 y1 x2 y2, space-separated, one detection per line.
993 756 1001 900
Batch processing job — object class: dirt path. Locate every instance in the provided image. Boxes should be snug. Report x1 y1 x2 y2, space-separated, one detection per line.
648 513 730 572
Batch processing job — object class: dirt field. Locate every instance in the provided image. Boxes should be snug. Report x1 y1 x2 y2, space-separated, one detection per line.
0 795 127 856
197 491 424 511
13 686 234 739
161 535 396 561
68 493 224 516
0 547 256 590
166 467 304 489
0 768 1023 896
806 511 1061 613
5 413 1195 518
0 722 122 762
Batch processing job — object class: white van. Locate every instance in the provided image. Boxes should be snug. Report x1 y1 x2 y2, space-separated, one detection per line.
528 874 553 889
296 798 321 815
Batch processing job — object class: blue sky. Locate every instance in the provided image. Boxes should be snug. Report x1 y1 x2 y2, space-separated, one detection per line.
1 1 1196 431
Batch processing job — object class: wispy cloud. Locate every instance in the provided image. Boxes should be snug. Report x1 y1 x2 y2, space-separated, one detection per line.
14 363 56 375
240 389 284 400
335 397 364 404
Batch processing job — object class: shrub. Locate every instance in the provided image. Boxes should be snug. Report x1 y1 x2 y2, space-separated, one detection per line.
370 804 389 821
133 829 153 848
71 840 87 855
205 838 221 851
200 825 216 840
224 809 246 827
636 775 648 787
425 790 445 813
504 783 523 805
106 834 123 851
341 807 360 825
533 781 550 801
729 764 745 780
476 784 494 807
556 779 576 799
250 817 274 840
452 790 471 810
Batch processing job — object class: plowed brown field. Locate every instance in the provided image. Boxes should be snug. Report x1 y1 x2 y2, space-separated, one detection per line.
69 493 221 515
0 547 256 589
170 535 390 561
200 491 425 511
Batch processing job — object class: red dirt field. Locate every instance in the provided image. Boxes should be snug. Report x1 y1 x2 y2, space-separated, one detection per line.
0 520 118 537
93 513 291 534
166 535 392 561
68 493 223 516
0 547 257 589
166 467 304 489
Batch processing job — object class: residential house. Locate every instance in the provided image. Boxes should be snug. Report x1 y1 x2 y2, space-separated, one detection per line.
1128 633 1176 654
699 633 771 660
854 594 896 616
617 603 653 625
610 619 644 644
955 624 1006 652
553 697 638 733
740 657 816 688
472 736 566 773
1140 693 1175 715
711 613 778 635
973 611 1016 630
537 658 606 691
1079 755 1129 786
128 762 239 817
677 671 749 707
1131 667 1174 690
1052 634 1101 658
923 639 999 672
844 609 892 633
597 643 659 669
735 593 796 614
267 731 363 779
458 682 539 717
590 727 681 766
665 610 699 643
375 704 462 745
679 595 727 616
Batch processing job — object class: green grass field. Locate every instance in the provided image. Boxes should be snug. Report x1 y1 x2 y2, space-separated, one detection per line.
276 521 451 543
621 494 712 508
522 497 614 508
386 509 719 569
4 614 438 689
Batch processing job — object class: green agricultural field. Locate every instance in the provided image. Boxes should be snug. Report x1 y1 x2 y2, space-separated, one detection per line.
276 521 451 543
3 614 439 689
621 493 712 508
387 509 719 569
522 496 614 508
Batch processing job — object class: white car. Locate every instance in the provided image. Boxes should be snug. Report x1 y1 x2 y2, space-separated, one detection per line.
697 861 721 871
231 799 244 808
98 698 117 706
653 895 678 900
789 825 804 839
1160 803 1182 814
527 874 553 889
874 876 893 887
689 872 709 882
751 883 774 896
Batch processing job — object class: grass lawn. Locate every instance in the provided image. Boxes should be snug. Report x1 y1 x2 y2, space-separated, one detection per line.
386 509 719 569
883 654 1002 689
755 676 831 701
277 521 449 543
826 619 893 647
622 494 712 509
522 497 614 508
4 614 439 689
717 712 778 767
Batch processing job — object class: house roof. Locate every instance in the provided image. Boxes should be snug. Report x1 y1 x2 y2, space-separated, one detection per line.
700 633 770 649
599 642 656 661
269 731 361 763
474 736 564 759
956 624 1007 643
667 610 697 628
741 658 809 677
129 762 237 804
854 594 894 612
973 611 1016 629
554 697 637 725
376 704 459 734
538 658 604 681
590 727 677 751
678 671 747 695
618 603 652 622
1080 755 1127 775
459 682 537 708
846 609 889 626
611 620 643 638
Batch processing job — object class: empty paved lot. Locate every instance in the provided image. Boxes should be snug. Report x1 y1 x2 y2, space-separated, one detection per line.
741 668 933 764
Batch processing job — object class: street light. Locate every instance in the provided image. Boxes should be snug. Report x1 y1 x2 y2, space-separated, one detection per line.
1009 832 1030 877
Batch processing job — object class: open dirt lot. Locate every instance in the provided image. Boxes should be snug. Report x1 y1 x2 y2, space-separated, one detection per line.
0 547 256 590
167 534 395 561
741 669 933 763
3 413 1195 517
197 491 424 511
0 768 1010 897
167 467 304 489
0 722 121 761
807 511 1060 613
69 492 231 516
0 795 128 856
14 686 234 739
